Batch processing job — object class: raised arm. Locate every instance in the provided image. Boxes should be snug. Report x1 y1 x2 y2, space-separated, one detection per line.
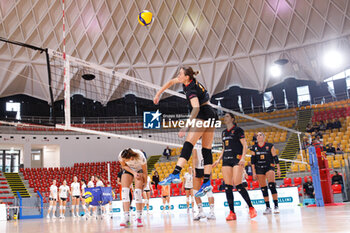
153 78 181 104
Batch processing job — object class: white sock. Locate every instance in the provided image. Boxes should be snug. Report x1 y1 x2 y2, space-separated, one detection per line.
124 211 130 220
210 204 214 213
198 203 203 213
137 210 142 219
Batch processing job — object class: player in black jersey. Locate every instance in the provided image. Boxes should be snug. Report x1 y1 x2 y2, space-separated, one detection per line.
213 113 257 220
153 67 218 197
251 132 281 214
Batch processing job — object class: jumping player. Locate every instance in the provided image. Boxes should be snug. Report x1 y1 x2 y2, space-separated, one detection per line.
70 176 80 217
213 113 257 220
251 132 281 214
118 148 147 227
183 167 195 213
192 148 215 220
46 179 58 219
153 67 218 197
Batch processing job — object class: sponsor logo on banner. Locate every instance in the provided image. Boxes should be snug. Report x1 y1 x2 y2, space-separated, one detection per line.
112 208 121 213
160 205 174 210
224 201 242 206
143 206 153 211
111 187 299 215
178 204 193 209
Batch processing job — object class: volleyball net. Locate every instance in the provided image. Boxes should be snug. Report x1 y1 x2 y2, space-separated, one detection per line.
46 49 307 170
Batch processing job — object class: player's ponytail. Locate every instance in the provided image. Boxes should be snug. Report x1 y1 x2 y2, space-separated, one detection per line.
182 66 199 80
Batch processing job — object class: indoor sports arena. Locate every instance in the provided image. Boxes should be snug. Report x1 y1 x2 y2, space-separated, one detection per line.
1 0 350 232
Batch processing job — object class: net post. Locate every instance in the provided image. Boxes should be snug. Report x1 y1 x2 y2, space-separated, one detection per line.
297 133 304 163
107 162 111 185
64 55 71 128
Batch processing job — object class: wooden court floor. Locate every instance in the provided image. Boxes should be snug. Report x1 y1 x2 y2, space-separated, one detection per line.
3 204 350 233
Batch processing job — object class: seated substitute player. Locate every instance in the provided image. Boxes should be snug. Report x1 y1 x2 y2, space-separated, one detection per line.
153 67 218 197
213 113 257 220
251 132 281 214
182 166 195 213
118 148 148 227
192 148 215 220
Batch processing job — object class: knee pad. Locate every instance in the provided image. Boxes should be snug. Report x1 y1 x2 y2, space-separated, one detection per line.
53 206 56 211
261 186 268 197
202 148 213 165
122 188 130 203
193 189 198 197
134 189 143 204
225 184 233 191
48 206 53 210
71 205 75 210
186 196 190 203
268 182 277 194
144 199 149 205
63 206 66 210
236 183 244 192
60 206 63 210
206 190 213 198
180 141 194 161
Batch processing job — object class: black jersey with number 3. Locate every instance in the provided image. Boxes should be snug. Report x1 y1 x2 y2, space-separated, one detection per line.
183 78 209 105
222 125 245 158
251 142 274 167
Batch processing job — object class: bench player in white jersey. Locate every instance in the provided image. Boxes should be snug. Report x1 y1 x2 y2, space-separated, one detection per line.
95 176 107 218
71 176 80 217
143 176 153 214
118 148 148 227
182 167 195 213
192 148 216 220
46 179 58 219
59 180 70 219
80 179 88 217
87 176 95 217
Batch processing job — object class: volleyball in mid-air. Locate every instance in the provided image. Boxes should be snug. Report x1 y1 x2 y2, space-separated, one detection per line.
138 10 153 26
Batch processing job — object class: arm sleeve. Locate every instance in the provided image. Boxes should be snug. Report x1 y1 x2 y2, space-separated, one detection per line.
237 128 245 139
186 88 198 100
